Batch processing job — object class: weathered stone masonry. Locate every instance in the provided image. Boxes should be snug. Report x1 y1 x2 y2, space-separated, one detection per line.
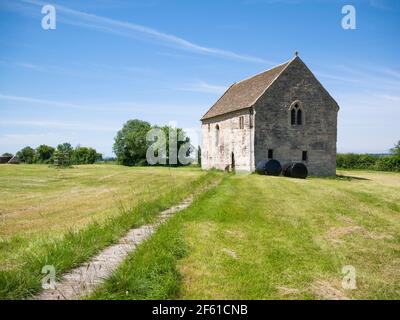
201 55 339 176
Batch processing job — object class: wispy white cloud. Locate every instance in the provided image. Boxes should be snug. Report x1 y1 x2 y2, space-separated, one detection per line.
315 71 362 84
49 0 159 10
336 92 400 109
0 92 203 116
0 59 163 80
173 81 227 94
0 59 92 79
375 93 400 102
16 62 47 72
0 93 141 113
315 63 400 91
0 93 86 109
15 0 273 64
0 133 54 142
0 132 59 148
244 0 395 9
334 64 400 86
0 119 119 132
368 66 400 80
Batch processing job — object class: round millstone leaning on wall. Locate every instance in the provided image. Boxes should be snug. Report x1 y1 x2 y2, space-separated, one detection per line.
265 160 282 176
283 162 308 179
282 163 292 177
256 160 268 175
256 159 282 176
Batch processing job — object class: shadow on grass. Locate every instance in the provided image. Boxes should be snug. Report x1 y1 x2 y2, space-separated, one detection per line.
334 174 370 181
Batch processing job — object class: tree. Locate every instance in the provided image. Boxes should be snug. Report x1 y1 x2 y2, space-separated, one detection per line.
113 120 194 167
113 119 152 166
1 153 13 157
54 143 73 167
390 140 400 157
159 125 192 166
35 145 55 163
16 146 35 164
73 146 88 164
73 146 102 164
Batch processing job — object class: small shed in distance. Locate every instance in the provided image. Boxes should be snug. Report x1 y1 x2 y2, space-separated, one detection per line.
0 155 13 164
6 156 21 164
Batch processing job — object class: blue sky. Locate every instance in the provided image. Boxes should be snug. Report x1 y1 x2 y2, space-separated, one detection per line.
0 0 399 156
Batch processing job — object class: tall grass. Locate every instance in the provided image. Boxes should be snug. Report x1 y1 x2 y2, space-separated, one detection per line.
0 172 219 300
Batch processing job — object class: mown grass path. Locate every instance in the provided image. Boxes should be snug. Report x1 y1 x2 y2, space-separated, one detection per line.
36 197 193 300
0 165 220 299
91 170 399 300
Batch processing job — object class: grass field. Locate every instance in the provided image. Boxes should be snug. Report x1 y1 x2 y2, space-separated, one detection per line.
1 165 399 299
0 164 217 299
90 170 400 300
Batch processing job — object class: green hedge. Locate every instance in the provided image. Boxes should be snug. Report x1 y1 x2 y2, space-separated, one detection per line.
374 156 400 172
337 153 400 172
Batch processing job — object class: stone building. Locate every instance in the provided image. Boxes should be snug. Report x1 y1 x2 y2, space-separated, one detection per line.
200 54 339 176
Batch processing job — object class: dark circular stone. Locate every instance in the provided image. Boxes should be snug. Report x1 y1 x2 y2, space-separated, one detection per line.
265 159 282 176
282 163 293 177
290 162 308 179
255 160 268 175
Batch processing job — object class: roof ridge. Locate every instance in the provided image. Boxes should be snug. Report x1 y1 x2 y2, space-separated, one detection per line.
235 57 294 85
246 56 297 108
200 56 299 121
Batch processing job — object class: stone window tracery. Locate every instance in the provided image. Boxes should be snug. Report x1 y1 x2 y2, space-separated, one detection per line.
289 101 304 126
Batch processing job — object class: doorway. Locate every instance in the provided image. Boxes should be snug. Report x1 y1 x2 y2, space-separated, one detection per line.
231 152 235 172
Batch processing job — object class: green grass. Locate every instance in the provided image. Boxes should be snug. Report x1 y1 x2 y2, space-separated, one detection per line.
1 165 399 300
90 170 400 300
0 164 204 240
0 164 205 269
0 164 220 299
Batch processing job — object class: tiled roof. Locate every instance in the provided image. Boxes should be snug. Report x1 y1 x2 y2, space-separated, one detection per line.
201 59 292 120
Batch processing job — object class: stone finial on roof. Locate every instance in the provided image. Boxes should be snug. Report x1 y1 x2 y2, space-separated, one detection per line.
295 51 299 57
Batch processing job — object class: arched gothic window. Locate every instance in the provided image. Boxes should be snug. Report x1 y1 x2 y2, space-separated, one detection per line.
290 102 304 126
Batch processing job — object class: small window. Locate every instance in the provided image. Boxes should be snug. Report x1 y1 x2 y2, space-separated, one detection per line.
239 116 244 129
268 149 273 159
302 151 308 161
215 125 220 146
208 124 210 132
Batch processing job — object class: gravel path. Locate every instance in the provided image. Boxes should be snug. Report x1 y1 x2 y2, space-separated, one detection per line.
35 197 192 300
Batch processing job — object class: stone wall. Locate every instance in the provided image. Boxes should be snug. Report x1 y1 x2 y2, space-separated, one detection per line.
254 57 338 176
201 109 254 172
